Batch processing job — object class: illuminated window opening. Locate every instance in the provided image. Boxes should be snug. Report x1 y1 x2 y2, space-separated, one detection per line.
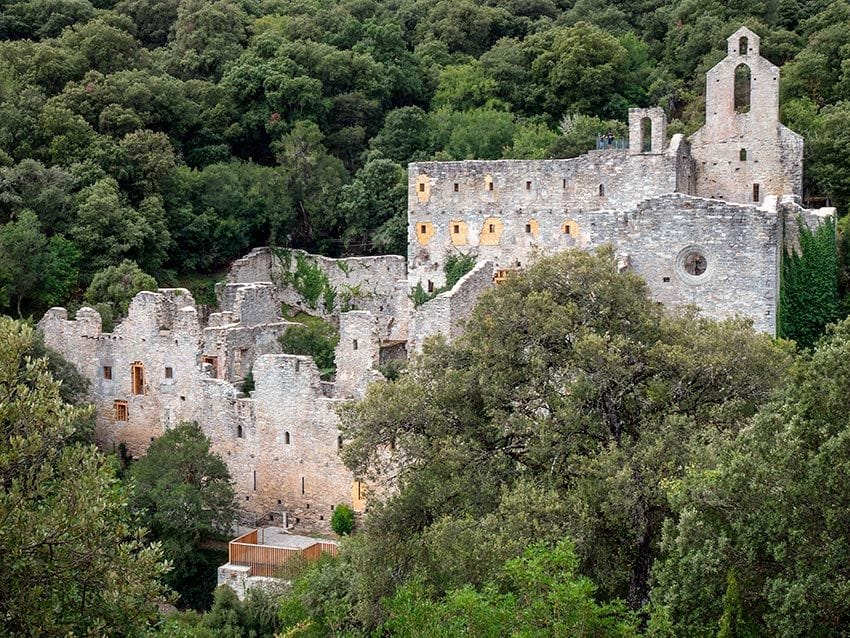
114 400 128 421
131 361 145 395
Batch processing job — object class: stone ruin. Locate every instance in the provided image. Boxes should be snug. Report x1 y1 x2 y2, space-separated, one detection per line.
38 27 835 532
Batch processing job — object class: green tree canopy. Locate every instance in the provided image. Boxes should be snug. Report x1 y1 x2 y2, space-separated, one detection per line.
652 317 850 637
335 248 790 628
0 317 170 636
129 421 235 609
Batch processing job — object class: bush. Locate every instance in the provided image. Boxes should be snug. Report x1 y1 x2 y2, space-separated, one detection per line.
279 320 339 379
331 504 355 536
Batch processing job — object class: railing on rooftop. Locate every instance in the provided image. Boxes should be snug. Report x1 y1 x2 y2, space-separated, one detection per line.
595 134 629 150
228 529 339 579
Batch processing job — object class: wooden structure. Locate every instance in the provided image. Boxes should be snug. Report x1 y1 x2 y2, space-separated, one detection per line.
227 529 339 578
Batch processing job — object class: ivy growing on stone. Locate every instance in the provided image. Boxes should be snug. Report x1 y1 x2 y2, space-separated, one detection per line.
409 254 477 307
779 215 840 348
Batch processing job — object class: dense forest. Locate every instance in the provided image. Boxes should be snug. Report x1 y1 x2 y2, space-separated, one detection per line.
1 0 850 320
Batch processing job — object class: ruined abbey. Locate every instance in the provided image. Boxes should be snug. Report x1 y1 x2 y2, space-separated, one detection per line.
39 27 835 532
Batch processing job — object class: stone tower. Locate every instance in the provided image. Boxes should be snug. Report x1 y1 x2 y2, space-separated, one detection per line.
689 26 803 204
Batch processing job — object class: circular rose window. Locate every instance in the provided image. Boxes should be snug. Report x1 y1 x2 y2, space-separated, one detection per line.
683 251 707 276
676 246 710 283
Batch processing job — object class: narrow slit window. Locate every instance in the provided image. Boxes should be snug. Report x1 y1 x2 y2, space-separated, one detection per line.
420 224 427 234
562 179 566 189
753 183 760 201
418 182 425 192
526 181 531 190
525 223 532 233
453 183 459 192
453 224 459 234
427 280 434 293
488 181 493 191
352 339 358 350
103 366 112 380
301 477 305 495
253 470 257 491
237 424 243 438
740 148 747 161
598 184 605 197
564 224 571 234
489 223 495 233
285 431 291 445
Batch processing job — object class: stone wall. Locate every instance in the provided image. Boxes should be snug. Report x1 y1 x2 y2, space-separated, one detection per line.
224 247 408 340
689 27 803 204
39 287 361 533
410 260 495 350
335 311 383 399
614 194 781 334
407 143 685 289
39 290 206 456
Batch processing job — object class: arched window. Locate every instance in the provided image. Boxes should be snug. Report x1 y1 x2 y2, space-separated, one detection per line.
599 184 605 197
739 148 747 161
739 36 748 55
734 64 751 114
640 117 652 153
237 424 243 438
285 431 290 444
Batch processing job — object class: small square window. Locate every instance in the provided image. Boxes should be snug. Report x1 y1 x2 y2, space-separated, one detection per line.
353 339 358 350
103 366 112 380
114 400 128 421
164 367 173 379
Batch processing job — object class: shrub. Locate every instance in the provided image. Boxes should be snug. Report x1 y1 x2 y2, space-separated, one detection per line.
279 320 339 379
331 504 355 536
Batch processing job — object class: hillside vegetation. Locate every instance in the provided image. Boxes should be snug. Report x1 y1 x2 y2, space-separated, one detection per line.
1 0 850 319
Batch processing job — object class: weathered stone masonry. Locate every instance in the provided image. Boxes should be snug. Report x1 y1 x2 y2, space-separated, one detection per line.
38 27 836 534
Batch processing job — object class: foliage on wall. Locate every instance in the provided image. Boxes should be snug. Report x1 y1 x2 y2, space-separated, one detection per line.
779 215 840 348
409 253 477 307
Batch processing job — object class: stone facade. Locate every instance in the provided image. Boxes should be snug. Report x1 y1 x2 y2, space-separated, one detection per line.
38 26 836 535
689 27 803 204
406 26 831 343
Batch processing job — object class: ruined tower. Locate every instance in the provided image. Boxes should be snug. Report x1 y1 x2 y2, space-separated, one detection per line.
689 27 803 204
